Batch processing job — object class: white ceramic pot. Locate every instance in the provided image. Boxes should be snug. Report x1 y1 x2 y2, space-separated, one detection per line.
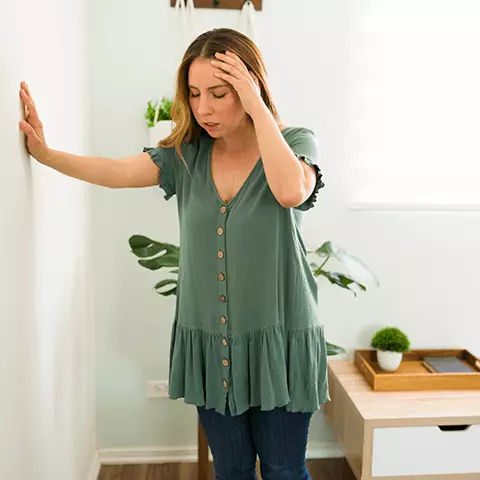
149 120 174 147
377 350 403 372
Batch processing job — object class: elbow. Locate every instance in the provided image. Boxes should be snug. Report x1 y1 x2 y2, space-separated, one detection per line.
276 187 307 209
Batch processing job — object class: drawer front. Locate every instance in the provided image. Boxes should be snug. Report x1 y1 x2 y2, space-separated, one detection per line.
372 424 480 476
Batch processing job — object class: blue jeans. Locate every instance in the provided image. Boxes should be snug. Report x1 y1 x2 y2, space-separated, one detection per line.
197 404 313 480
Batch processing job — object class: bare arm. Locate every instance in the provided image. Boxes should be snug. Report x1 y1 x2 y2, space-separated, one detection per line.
45 149 160 189
19 81 159 189
251 105 317 209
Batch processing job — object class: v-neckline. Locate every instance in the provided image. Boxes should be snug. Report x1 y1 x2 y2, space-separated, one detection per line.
207 137 262 207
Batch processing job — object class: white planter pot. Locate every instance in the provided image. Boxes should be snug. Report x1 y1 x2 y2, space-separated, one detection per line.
377 350 403 372
148 120 174 147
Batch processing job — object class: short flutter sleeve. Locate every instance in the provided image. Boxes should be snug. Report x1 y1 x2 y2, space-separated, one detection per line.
143 145 177 200
284 127 325 211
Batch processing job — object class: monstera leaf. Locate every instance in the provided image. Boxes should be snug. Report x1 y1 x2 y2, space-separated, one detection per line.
129 235 179 296
309 241 379 297
129 236 379 356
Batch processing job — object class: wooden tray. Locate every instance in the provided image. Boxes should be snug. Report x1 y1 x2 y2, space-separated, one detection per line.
354 349 480 391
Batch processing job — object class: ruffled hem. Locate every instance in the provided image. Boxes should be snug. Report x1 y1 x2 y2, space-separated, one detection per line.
167 323 330 416
294 153 325 211
143 146 175 200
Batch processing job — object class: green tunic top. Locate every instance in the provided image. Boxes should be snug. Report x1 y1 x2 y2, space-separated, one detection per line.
143 126 330 416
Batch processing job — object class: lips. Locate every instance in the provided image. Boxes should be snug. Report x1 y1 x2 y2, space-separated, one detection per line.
205 123 219 127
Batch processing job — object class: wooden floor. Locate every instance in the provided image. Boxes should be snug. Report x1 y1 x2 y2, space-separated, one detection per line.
99 458 355 480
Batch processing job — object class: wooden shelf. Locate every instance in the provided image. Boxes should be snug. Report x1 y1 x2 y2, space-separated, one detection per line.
170 0 262 10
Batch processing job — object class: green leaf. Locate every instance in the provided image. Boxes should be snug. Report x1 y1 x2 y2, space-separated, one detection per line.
129 235 179 271
129 234 158 251
371 327 410 352
314 241 336 258
144 97 173 126
154 279 178 297
315 270 366 297
314 241 379 287
138 256 178 270
326 341 346 356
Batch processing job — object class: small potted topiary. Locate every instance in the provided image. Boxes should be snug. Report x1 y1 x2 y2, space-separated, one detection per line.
145 97 174 147
371 326 410 372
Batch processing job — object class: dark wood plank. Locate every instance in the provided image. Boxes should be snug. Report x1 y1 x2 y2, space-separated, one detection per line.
148 463 181 480
307 457 344 480
122 464 149 480
98 457 349 480
170 0 262 10
342 458 357 480
98 465 123 480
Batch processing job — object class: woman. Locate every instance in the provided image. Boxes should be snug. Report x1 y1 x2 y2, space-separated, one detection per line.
19 28 329 480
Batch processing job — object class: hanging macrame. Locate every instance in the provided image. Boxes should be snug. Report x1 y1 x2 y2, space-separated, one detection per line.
174 0 197 61
237 0 257 40
150 0 198 146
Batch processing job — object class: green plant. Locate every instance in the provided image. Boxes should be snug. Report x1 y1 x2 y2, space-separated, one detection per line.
145 97 173 127
371 327 410 353
128 236 379 356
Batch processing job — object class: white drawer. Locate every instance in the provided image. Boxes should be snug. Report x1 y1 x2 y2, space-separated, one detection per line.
372 424 480 476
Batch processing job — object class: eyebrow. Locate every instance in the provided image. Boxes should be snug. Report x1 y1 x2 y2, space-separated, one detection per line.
188 84 229 91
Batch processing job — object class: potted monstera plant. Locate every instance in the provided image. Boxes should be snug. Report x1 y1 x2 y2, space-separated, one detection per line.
128 237 379 356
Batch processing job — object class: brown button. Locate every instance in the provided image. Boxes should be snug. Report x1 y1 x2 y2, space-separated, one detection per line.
220 295 227 303
218 273 225 281
222 359 229 367
217 250 224 259
217 227 224 236
222 338 228 346
220 315 227 324
223 380 229 388
220 205 227 214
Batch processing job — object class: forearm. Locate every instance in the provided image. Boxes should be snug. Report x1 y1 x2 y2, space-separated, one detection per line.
251 106 306 206
45 149 123 188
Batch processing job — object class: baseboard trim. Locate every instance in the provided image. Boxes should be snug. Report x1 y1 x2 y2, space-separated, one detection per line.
86 450 101 480
97 441 344 465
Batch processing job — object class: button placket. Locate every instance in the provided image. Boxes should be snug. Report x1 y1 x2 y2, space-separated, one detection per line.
217 203 231 392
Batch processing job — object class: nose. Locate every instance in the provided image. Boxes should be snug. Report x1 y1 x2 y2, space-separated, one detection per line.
196 95 213 116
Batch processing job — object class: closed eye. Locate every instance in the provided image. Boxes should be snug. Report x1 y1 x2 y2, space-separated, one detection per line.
190 93 227 99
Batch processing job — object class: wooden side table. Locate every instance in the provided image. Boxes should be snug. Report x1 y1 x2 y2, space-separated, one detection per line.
325 360 480 480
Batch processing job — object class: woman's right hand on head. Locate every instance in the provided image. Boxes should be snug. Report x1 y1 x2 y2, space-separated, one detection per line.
19 81 50 164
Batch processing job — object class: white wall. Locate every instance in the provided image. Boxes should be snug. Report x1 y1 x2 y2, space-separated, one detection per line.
89 0 480 460
0 0 97 479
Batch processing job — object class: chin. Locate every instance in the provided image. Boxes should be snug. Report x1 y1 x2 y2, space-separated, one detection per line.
204 127 223 137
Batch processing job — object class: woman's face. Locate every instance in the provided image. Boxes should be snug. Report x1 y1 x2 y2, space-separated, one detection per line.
188 57 249 137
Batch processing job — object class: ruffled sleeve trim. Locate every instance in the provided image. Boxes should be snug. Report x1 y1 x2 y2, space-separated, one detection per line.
294 153 325 211
143 146 176 200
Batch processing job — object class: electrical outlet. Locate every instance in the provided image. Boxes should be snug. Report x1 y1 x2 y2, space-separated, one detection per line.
148 380 169 398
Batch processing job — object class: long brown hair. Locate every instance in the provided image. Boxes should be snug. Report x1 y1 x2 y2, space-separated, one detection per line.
157 28 283 168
